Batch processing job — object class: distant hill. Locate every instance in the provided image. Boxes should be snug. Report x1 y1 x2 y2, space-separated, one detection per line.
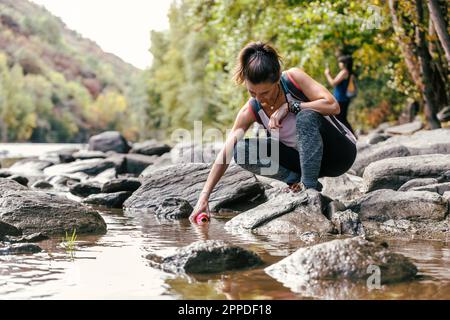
0 0 148 142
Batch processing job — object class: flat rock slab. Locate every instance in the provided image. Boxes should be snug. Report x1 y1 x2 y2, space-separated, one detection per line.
265 237 417 289
146 240 263 274
225 189 334 236
363 154 450 192
347 189 448 222
124 163 265 212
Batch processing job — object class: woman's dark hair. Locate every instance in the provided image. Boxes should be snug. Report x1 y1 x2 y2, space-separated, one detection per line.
233 41 282 85
338 55 353 75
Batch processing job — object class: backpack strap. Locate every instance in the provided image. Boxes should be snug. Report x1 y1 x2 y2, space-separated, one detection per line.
282 70 357 145
249 98 263 125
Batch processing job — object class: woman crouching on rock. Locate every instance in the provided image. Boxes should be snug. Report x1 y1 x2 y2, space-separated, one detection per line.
189 41 357 223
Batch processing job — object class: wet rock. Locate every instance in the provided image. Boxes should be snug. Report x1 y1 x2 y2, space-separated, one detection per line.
43 158 117 177
0 220 22 238
88 131 131 154
8 175 28 186
130 140 171 156
385 121 423 135
155 197 193 219
398 178 439 191
31 180 53 189
82 191 132 208
320 174 363 203
265 237 417 288
225 189 334 236
146 240 263 274
101 178 141 193
363 154 450 192
69 181 102 197
0 243 42 255
0 181 107 235
72 150 107 160
124 163 265 212
330 209 364 236
3 232 48 243
347 189 448 222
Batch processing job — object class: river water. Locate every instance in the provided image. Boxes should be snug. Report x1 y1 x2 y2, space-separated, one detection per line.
0 144 449 299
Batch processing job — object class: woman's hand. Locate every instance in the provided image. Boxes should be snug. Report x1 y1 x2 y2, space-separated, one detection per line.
268 103 289 129
189 192 210 223
324 68 330 75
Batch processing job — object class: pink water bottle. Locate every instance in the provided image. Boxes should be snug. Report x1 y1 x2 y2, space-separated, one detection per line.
196 212 209 224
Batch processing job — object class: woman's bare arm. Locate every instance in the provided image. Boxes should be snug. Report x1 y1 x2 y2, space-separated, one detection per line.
289 68 340 116
325 69 349 87
200 102 255 197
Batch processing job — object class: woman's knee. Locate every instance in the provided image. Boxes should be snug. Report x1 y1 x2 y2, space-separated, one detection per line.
296 109 322 129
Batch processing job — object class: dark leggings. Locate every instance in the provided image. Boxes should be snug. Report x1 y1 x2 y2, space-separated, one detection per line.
336 100 355 134
233 109 357 190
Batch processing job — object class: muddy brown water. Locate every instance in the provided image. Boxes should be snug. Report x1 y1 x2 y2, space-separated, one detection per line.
1 207 449 300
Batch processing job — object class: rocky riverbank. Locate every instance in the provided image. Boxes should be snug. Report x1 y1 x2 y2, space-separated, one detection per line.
1 127 449 288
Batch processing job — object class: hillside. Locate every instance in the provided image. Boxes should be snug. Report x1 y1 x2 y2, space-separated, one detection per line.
0 0 149 142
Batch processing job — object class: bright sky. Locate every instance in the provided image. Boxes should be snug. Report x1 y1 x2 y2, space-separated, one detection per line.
29 0 173 69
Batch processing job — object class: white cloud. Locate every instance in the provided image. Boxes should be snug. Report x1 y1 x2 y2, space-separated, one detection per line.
30 0 172 69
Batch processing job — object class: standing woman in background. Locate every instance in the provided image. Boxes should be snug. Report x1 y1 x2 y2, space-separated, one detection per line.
324 55 356 134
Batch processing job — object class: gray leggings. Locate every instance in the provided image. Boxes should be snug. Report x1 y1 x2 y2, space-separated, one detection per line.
233 109 357 190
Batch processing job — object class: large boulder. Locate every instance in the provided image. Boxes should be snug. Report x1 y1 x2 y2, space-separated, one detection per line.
124 163 265 212
347 189 448 222
352 129 450 176
265 237 417 294
0 179 107 236
225 189 334 236
362 154 450 192
88 131 131 154
146 240 263 274
130 140 171 156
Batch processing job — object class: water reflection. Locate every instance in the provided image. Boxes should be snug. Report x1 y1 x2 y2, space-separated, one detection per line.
0 205 449 299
